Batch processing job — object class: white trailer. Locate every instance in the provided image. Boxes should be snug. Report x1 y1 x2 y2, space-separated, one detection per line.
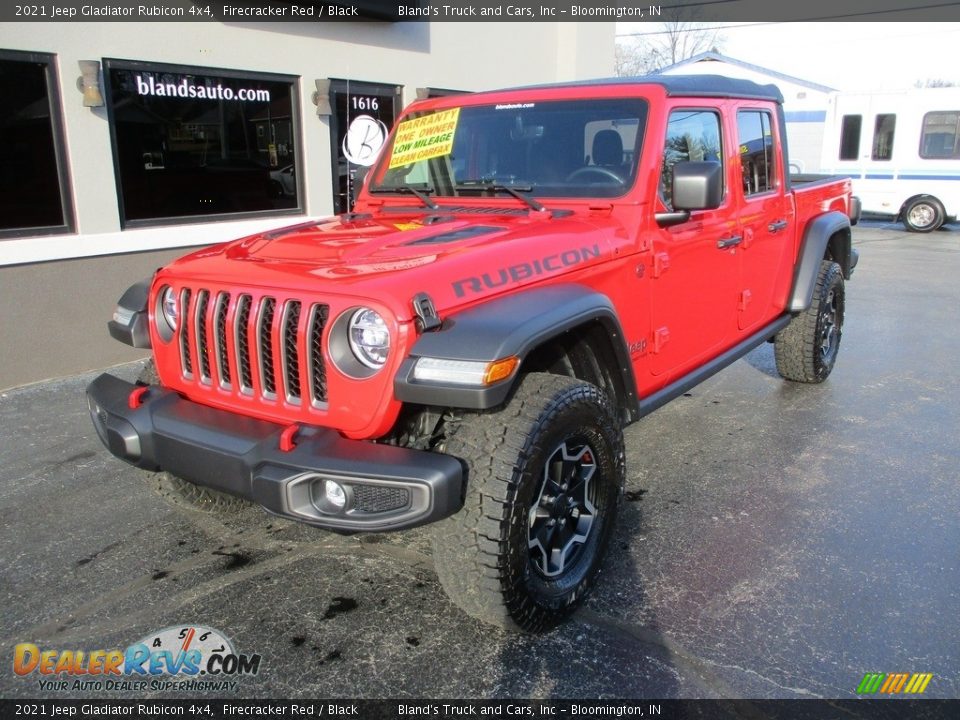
819 88 960 232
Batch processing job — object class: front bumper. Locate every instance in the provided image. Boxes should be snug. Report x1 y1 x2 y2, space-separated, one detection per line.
86 373 463 532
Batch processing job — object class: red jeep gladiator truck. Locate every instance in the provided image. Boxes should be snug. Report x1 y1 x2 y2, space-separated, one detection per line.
88 75 859 632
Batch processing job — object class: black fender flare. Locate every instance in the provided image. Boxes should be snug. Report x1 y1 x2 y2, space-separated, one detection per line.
788 211 854 313
394 283 637 417
107 277 152 348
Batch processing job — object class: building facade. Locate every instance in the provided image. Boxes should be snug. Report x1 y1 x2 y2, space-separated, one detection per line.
0 21 614 389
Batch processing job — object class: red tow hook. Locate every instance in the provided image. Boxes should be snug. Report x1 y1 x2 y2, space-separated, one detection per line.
279 423 300 453
128 386 150 409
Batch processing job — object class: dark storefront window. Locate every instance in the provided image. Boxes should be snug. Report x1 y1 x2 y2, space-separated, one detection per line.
328 79 401 213
0 50 73 237
105 60 302 226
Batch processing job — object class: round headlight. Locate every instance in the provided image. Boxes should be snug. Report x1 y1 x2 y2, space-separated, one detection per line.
160 286 179 332
348 308 390 369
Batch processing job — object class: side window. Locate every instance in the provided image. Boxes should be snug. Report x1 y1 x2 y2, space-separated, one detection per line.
839 114 861 160
660 109 722 207
737 110 777 196
871 114 896 161
920 111 960 159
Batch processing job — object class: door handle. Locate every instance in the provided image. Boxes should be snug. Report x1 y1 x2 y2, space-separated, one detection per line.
717 235 743 249
768 219 788 233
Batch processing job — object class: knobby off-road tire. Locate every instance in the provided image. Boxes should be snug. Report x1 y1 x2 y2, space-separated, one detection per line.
431 373 626 632
137 359 250 513
775 260 845 383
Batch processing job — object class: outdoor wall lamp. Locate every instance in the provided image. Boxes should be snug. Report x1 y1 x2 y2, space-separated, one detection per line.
77 60 104 107
312 79 332 117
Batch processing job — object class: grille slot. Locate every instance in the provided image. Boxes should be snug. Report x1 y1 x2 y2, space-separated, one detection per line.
281 301 302 403
352 485 411 514
214 292 231 388
308 304 330 405
235 295 253 393
258 298 277 397
195 290 211 383
179 288 193 378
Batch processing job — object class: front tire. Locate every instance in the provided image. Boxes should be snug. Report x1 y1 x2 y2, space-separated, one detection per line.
431 373 625 632
902 196 945 233
775 260 845 383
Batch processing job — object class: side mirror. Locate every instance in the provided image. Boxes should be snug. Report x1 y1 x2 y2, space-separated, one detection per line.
656 161 723 227
673 161 723 210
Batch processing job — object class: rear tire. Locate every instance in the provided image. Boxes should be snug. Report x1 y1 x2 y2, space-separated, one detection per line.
136 359 250 513
902 196 945 233
431 373 625 632
775 260 845 383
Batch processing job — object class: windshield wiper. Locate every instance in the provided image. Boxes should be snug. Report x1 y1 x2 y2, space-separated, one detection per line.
454 181 546 213
369 185 439 210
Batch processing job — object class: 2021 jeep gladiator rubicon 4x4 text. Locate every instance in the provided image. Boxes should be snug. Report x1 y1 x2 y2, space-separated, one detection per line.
89 76 859 632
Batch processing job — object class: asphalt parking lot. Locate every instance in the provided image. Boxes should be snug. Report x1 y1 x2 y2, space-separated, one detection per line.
1 225 958 701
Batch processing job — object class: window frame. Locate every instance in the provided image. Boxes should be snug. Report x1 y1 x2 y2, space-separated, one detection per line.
102 57 304 230
0 49 75 240
919 110 960 160
871 113 897 161
659 106 726 210
736 108 779 199
838 114 862 161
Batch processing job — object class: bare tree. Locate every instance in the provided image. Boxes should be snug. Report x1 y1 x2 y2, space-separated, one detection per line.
616 21 724 77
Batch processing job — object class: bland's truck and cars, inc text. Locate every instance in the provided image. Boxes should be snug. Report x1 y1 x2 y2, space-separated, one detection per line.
89 75 860 632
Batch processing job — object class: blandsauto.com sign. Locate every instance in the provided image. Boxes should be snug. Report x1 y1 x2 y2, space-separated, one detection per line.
135 74 271 102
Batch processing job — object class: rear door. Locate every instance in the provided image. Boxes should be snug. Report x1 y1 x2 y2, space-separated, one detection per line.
734 106 794 331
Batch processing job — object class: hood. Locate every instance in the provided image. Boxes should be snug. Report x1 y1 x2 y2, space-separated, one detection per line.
160 210 626 320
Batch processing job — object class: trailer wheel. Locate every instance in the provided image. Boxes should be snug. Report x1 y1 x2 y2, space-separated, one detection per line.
902 196 945 233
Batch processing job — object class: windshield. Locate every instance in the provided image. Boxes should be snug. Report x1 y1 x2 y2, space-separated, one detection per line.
370 98 647 199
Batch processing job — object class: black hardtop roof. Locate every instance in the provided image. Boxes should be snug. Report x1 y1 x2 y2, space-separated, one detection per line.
498 74 784 104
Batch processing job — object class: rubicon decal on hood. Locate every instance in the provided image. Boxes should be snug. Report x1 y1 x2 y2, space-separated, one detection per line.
451 244 601 298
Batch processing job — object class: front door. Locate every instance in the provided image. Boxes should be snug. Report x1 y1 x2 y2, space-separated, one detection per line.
649 107 739 378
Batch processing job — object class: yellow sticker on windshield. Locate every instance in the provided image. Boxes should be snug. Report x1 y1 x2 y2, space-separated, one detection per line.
389 108 460 169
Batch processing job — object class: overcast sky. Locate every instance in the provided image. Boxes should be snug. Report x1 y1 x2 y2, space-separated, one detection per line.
617 22 960 92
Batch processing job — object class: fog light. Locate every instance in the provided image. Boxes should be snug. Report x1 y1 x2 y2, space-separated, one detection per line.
324 480 347 510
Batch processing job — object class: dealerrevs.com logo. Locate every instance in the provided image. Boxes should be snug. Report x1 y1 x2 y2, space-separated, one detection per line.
14 625 261 692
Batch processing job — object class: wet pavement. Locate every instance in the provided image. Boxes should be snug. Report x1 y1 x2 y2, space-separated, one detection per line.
1 226 957 700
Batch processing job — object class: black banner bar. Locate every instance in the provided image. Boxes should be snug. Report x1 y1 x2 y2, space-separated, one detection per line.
1 699 959 719
4 0 960 23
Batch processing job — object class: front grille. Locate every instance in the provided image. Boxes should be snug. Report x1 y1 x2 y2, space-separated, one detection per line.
174 287 330 408
352 485 411 514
